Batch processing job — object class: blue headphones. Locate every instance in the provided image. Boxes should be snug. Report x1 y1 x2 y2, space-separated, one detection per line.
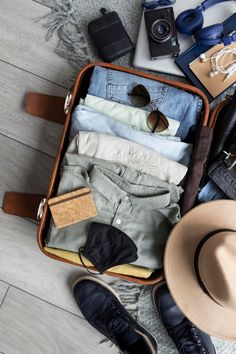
176 0 236 46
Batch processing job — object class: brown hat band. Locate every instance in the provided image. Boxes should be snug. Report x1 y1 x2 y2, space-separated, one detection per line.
194 228 236 304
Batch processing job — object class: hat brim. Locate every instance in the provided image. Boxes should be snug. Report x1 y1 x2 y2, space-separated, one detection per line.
164 200 236 341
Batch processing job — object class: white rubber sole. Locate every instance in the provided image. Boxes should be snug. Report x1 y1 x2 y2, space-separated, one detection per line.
72 275 121 301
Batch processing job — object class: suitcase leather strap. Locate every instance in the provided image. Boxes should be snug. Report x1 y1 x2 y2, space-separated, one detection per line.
4 94 66 220
25 93 66 124
3 192 45 220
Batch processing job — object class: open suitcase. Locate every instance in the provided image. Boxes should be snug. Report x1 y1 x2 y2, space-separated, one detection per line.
2 62 231 285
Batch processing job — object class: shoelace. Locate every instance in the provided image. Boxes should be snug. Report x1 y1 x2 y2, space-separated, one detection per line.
95 302 126 344
169 320 207 354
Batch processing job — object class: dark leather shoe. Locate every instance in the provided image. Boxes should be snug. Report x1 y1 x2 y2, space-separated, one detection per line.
152 283 216 354
73 276 158 354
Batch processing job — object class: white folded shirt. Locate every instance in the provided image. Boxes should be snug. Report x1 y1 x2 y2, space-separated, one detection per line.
80 94 180 138
68 132 188 185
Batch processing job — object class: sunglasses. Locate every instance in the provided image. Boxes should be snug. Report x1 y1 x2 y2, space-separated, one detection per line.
129 84 169 133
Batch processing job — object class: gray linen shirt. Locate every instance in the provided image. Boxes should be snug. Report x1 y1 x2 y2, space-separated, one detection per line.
46 154 182 269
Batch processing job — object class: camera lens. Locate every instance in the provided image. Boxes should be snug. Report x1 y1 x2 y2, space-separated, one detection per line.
151 19 171 42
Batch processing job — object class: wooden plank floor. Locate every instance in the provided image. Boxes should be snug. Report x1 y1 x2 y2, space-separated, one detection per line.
0 1 232 353
0 1 116 353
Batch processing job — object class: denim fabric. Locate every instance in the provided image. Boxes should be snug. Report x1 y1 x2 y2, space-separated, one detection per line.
70 105 192 166
88 66 203 141
197 180 227 203
197 147 236 203
208 159 236 200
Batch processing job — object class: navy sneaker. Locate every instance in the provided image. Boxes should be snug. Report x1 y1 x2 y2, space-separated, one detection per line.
73 276 158 354
152 283 216 354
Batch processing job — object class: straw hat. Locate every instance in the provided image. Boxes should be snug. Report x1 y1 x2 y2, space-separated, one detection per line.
164 200 236 341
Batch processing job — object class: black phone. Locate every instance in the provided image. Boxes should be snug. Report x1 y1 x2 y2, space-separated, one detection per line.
88 8 134 62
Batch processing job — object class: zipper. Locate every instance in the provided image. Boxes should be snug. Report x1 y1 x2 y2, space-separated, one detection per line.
37 198 46 220
64 91 72 114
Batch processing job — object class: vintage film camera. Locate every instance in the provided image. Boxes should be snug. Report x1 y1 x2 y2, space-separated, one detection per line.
144 7 180 59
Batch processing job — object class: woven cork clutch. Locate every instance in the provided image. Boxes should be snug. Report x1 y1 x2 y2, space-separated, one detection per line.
48 188 97 229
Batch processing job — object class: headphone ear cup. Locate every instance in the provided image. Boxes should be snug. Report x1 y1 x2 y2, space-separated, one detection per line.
175 8 204 35
194 24 224 44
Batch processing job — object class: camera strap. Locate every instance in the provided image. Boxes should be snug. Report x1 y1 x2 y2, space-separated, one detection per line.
100 8 109 16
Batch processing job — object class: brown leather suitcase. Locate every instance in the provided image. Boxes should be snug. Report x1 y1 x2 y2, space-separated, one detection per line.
2 62 230 285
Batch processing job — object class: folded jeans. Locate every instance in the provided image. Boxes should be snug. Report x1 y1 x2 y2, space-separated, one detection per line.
87 66 202 141
197 179 227 203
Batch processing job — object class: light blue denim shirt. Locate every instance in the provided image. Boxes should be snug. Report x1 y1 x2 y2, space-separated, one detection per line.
88 66 203 141
70 105 192 166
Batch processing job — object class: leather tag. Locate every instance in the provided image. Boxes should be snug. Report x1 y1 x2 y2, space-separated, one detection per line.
48 188 97 229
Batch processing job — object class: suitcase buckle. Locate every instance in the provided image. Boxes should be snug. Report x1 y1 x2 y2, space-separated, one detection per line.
37 198 46 220
223 150 236 170
64 92 72 114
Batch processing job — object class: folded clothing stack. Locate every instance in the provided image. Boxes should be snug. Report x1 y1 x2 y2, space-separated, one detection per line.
46 66 202 277
46 153 182 269
198 90 236 203
70 105 192 166
79 94 181 138
87 66 202 141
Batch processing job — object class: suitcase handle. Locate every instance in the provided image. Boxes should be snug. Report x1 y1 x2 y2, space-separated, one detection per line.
25 93 66 124
3 192 45 220
3 93 68 220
